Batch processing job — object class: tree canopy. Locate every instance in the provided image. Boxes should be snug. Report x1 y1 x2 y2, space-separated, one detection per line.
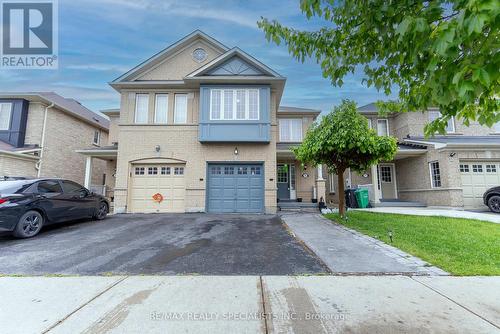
293 100 397 216
259 0 500 135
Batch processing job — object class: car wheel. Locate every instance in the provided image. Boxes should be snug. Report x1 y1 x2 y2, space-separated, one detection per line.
95 202 108 220
13 210 44 238
487 195 500 213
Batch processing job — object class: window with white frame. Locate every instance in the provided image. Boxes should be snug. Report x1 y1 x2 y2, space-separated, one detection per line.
486 164 497 173
93 130 100 146
209 89 259 120
154 94 168 124
429 161 442 188
279 119 303 142
0 103 13 130
329 173 336 193
174 94 188 124
376 119 389 136
459 164 469 173
472 164 483 173
428 110 455 133
134 94 149 124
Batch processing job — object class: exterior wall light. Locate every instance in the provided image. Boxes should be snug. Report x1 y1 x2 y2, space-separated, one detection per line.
155 145 161 153
234 147 239 155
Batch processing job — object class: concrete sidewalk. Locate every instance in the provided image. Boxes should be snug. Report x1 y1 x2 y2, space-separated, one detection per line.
0 275 498 334
280 213 447 275
356 207 500 224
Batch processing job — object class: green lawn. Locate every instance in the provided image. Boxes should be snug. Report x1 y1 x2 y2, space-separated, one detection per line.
324 211 500 276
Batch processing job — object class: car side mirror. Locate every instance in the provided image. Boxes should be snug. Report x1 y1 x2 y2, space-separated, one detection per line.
79 189 90 198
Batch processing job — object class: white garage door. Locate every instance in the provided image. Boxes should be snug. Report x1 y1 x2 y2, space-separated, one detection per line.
130 164 185 213
460 162 500 209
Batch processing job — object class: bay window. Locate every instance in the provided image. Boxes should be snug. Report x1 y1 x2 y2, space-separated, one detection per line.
279 118 303 142
210 89 259 120
0 103 12 130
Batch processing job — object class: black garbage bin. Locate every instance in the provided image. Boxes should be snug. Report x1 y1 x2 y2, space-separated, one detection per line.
344 189 358 208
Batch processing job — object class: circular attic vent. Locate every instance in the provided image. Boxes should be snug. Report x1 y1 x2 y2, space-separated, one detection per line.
192 48 207 63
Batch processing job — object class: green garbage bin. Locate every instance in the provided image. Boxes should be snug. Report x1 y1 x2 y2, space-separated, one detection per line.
355 188 369 208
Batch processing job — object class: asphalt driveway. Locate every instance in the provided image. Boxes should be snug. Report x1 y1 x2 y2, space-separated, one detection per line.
0 214 328 275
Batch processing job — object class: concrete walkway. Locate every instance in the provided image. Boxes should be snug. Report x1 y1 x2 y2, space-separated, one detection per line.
356 207 500 224
0 275 498 333
280 213 447 275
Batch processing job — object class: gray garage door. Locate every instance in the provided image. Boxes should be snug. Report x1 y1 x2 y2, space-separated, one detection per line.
207 164 264 213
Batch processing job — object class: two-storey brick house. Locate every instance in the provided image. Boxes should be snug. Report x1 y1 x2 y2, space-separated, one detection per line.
325 103 500 210
78 31 326 214
0 92 110 191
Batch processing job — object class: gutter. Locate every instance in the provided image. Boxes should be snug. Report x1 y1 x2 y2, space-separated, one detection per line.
36 102 55 177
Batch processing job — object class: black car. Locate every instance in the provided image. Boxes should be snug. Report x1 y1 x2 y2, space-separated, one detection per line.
0 178 109 238
484 186 500 213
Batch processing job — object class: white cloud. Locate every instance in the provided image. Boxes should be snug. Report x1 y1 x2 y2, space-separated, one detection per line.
72 0 261 29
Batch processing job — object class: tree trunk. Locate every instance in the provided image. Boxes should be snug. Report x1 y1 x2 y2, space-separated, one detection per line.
337 168 346 217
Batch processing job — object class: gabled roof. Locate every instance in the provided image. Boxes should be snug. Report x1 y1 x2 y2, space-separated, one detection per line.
357 103 378 113
0 92 109 130
185 47 283 79
112 30 229 83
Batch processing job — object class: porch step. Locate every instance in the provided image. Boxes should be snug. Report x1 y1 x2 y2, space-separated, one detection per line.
371 200 426 208
278 201 320 213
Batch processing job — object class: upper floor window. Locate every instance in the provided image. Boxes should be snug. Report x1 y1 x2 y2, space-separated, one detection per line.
377 119 389 136
279 118 303 142
428 111 455 133
134 94 149 124
210 89 259 120
93 130 100 146
0 103 12 130
367 118 373 129
174 94 188 124
154 94 168 124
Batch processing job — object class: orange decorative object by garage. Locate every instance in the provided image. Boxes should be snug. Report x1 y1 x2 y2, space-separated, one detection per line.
152 193 163 203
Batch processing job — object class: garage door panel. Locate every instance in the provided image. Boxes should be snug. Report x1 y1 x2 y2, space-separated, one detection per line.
460 161 500 209
207 164 264 213
130 164 186 213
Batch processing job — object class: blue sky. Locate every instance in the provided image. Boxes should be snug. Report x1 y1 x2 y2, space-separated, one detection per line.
1 0 396 114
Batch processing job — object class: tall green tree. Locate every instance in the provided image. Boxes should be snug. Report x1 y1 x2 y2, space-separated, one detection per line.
293 100 397 216
259 0 500 135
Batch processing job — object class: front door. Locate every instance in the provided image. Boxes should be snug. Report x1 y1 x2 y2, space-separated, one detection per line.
277 164 290 200
378 164 397 199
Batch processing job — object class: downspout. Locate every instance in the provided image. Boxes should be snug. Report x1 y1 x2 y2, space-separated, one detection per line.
36 102 55 177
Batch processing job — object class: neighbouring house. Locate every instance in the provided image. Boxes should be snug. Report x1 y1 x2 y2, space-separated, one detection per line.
325 103 500 210
0 92 110 194
77 30 327 214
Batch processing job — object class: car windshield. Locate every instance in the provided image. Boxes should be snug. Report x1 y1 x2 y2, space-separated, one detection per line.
0 180 33 195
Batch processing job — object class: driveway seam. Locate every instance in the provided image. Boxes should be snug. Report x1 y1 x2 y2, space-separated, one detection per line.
259 276 269 334
410 276 500 330
43 276 129 334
